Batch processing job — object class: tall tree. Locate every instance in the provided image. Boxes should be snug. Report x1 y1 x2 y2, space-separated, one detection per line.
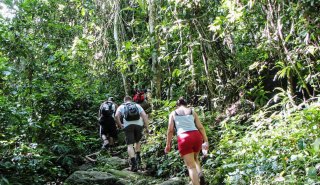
148 0 160 99
113 0 129 95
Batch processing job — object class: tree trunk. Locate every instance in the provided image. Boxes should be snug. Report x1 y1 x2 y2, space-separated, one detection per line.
188 36 197 96
113 0 129 95
148 0 160 99
200 43 213 111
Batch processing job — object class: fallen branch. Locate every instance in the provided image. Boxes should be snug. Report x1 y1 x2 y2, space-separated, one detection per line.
85 151 100 162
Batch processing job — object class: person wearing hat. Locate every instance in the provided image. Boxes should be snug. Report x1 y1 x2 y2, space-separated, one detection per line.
99 97 118 151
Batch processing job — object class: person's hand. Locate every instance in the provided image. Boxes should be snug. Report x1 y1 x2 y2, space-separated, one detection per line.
118 124 124 129
202 142 209 150
164 144 171 154
144 129 150 137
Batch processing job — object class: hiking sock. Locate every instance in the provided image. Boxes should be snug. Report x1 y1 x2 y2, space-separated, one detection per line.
199 172 206 185
102 139 109 149
102 142 109 150
108 145 113 153
135 152 141 165
130 157 137 172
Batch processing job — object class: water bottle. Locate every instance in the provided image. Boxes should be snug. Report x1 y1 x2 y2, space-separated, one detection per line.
202 142 208 156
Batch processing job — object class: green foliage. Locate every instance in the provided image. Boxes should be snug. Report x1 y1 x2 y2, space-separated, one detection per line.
0 89 101 183
205 101 320 184
0 1 106 183
247 80 269 107
0 0 320 184
0 103 100 184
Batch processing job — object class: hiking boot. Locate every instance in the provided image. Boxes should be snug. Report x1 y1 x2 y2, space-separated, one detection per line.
130 157 138 172
199 172 206 185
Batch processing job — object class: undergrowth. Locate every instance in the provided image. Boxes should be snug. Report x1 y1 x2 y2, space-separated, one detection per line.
205 101 320 184
142 99 320 184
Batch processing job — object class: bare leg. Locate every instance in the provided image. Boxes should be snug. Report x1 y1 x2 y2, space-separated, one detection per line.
194 152 201 174
127 144 135 158
194 152 206 185
134 142 141 152
109 137 114 146
183 153 200 185
101 134 109 145
128 144 138 171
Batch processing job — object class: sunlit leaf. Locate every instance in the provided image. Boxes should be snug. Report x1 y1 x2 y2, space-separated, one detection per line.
312 138 320 152
81 7 86 17
172 69 181 78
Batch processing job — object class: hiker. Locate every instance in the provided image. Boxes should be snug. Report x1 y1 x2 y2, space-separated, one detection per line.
115 96 149 172
133 89 145 104
133 89 150 114
164 97 209 185
99 97 118 151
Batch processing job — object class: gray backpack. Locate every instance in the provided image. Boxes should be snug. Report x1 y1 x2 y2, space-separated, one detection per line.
101 101 114 117
123 102 140 121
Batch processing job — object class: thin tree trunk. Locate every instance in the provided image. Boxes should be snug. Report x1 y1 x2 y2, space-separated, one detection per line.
200 43 212 111
189 36 196 95
148 0 160 99
113 0 129 95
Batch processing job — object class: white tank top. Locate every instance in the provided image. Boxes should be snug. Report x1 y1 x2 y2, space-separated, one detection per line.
173 110 198 136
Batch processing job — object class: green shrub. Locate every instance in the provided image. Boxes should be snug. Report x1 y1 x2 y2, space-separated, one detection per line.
205 102 320 184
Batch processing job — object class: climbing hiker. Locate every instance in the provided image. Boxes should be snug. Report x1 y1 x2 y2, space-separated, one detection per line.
133 89 145 104
115 96 149 172
164 97 209 185
99 97 118 151
133 88 151 114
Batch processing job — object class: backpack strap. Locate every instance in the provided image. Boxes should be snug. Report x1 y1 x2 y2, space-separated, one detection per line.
107 101 114 112
122 102 129 115
123 102 134 107
109 101 116 116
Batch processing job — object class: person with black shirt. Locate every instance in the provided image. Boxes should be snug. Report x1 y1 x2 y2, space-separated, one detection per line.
99 97 118 150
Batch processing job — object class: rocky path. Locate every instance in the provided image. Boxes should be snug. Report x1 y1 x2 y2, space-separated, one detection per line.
64 150 188 185
64 152 187 185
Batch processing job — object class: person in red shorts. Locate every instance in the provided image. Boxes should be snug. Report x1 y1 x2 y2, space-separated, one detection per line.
165 97 209 185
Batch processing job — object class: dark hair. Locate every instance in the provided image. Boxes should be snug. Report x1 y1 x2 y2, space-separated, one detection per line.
176 97 187 106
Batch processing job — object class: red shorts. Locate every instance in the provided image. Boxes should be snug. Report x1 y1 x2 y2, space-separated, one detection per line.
177 130 203 157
